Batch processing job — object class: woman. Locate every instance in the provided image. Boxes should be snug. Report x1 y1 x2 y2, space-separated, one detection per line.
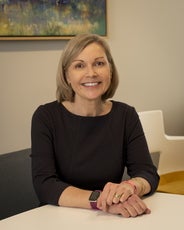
31 34 159 218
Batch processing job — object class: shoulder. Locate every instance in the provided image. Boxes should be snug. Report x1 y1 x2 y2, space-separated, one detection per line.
32 101 60 120
34 100 59 112
112 100 137 116
111 100 140 126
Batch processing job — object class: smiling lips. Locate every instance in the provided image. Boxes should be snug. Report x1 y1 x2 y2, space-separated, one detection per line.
82 82 101 87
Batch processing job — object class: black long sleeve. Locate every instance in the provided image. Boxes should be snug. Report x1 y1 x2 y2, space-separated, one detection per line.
31 100 159 205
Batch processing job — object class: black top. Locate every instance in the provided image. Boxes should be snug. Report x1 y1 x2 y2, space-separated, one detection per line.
31 100 159 205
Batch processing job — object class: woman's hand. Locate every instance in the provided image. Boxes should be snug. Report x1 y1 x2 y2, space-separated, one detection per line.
97 181 151 217
97 181 136 211
106 194 151 217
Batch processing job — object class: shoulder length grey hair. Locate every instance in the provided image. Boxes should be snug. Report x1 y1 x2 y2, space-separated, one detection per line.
56 34 119 102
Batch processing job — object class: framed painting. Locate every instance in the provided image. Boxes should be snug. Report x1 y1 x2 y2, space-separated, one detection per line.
0 0 107 40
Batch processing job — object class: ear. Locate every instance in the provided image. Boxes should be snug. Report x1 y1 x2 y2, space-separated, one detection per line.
65 72 71 85
109 63 113 78
67 80 72 87
109 70 112 80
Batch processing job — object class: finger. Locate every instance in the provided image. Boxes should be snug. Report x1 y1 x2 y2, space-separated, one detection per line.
107 202 150 218
127 194 151 215
144 208 151 214
112 193 122 204
118 206 131 218
112 184 127 204
127 199 145 215
106 187 119 205
119 189 132 203
102 182 119 207
122 201 138 217
118 183 135 203
121 201 149 217
108 204 130 218
96 193 103 210
98 191 109 211
99 183 112 211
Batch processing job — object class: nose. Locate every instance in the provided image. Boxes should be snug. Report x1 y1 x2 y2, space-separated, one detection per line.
86 65 97 77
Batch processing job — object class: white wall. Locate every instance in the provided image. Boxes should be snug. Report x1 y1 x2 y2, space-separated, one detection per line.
109 0 184 136
0 0 184 154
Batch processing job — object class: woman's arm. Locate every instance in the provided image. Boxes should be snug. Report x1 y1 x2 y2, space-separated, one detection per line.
58 186 92 209
124 107 160 194
31 105 71 205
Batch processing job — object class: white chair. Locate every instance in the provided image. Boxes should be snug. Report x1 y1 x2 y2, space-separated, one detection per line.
138 110 184 175
138 110 184 194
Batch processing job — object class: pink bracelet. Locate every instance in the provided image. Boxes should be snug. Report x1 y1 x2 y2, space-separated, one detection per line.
123 180 137 193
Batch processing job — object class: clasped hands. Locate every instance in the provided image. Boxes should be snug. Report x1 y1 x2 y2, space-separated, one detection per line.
97 181 151 218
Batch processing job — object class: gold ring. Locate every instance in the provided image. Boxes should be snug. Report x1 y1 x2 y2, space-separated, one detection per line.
114 193 122 199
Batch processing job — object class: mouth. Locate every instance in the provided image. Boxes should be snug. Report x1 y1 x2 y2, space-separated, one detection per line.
81 82 101 87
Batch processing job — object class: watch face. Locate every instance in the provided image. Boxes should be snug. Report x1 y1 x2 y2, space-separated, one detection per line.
89 190 101 201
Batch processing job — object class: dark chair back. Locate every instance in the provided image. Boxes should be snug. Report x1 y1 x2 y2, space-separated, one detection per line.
0 149 39 220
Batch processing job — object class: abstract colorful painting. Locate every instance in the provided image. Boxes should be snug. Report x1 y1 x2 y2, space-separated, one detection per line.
0 0 107 40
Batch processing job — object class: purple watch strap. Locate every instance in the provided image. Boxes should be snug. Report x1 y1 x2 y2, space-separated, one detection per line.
90 201 99 210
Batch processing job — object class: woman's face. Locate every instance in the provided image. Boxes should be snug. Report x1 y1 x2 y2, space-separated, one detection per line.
66 42 111 103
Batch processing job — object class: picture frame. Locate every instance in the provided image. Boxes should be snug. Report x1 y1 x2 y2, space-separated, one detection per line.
0 0 107 40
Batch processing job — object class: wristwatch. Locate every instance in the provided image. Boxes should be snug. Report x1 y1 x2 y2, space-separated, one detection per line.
89 190 101 210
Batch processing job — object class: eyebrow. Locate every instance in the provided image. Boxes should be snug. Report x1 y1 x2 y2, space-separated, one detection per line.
71 56 105 63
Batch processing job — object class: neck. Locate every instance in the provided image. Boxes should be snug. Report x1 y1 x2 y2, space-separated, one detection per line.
63 99 111 117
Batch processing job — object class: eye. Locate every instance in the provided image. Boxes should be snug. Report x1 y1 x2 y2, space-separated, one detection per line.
95 61 105 67
74 62 85 69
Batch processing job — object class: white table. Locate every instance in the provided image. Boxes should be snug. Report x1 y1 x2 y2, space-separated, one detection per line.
0 192 184 230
